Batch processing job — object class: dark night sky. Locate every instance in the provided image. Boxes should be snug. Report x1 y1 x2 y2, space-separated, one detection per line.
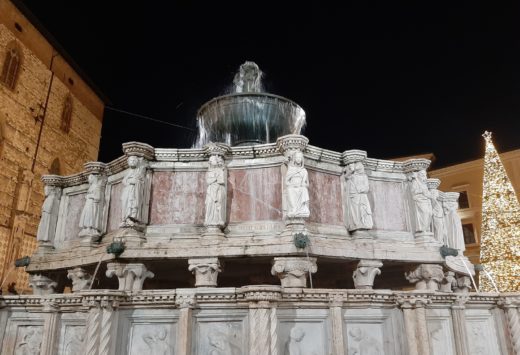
19 1 520 168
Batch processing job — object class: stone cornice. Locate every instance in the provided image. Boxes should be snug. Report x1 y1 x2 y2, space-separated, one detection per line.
122 141 155 160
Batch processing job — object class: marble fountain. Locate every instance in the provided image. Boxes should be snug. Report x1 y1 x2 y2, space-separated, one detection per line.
0 62 518 355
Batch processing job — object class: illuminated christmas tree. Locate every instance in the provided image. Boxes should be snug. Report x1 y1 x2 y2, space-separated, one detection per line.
479 131 520 291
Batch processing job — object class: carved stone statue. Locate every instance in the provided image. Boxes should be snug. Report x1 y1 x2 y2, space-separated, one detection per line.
410 170 433 233
36 186 61 244
233 61 262 93
204 155 226 228
79 174 106 239
15 327 42 355
344 162 373 232
285 151 310 218
430 189 447 243
142 327 170 355
64 327 85 355
284 327 306 355
121 156 147 227
348 327 382 355
208 331 239 355
443 197 466 252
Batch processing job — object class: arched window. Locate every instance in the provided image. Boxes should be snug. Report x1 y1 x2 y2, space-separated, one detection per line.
49 158 61 175
0 42 22 90
60 94 73 133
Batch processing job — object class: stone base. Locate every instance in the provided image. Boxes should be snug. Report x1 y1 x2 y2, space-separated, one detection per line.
200 227 226 245
414 232 441 246
115 227 146 246
281 218 307 238
36 242 54 255
351 229 373 240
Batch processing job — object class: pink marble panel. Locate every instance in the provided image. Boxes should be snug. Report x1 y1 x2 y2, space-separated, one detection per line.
369 180 408 231
107 182 123 232
64 193 84 240
307 170 344 225
150 171 205 225
228 167 283 222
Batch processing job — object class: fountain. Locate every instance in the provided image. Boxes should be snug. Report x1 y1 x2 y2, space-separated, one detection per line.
0 62 516 355
195 61 306 147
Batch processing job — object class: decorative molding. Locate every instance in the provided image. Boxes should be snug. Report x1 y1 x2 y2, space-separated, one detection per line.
426 178 441 190
341 149 367 165
403 158 431 173
276 134 309 155
41 175 64 187
83 162 108 175
188 258 222 287
271 257 317 288
28 274 57 295
122 141 155 160
203 142 231 157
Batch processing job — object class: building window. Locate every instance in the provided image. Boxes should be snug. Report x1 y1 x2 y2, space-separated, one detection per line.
49 158 61 175
0 42 22 90
60 95 73 133
458 190 470 209
462 223 476 244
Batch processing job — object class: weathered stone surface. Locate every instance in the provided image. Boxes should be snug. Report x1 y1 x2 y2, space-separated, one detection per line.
228 167 282 222
308 170 343 225
150 171 205 225
106 182 123 232
369 180 409 231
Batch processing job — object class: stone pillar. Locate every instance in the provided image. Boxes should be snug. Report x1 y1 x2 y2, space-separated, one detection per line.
330 293 346 355
405 264 444 291
352 259 382 289
106 262 154 292
451 296 471 355
397 295 432 355
83 297 101 355
40 300 60 355
67 267 92 292
277 135 310 236
271 257 317 289
453 274 472 293
28 274 57 295
99 297 119 355
188 257 221 287
499 296 520 354
201 143 230 243
241 285 282 355
175 290 196 355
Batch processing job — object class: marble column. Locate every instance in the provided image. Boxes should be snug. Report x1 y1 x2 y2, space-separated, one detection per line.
352 259 382 289
397 295 432 355
188 257 221 287
40 300 60 355
330 293 346 355
499 296 520 354
451 296 471 355
106 262 154 291
241 285 282 355
84 298 101 355
405 264 444 291
176 290 196 355
28 274 57 295
99 298 119 355
271 257 317 288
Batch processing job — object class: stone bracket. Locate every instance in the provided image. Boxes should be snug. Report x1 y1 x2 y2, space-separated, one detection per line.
352 259 382 289
188 257 222 287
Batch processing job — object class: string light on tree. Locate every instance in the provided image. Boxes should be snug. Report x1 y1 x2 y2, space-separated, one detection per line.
479 131 520 291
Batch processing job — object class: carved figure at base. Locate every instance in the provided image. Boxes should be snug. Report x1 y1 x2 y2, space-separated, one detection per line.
121 156 147 227
79 174 106 238
348 327 382 355
410 170 433 233
15 327 42 355
285 151 310 218
344 162 373 232
64 327 85 355
204 155 226 228
142 327 170 355
284 327 306 355
36 186 61 243
208 331 240 355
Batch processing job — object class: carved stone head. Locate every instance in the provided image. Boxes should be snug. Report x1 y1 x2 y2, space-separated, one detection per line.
127 156 139 168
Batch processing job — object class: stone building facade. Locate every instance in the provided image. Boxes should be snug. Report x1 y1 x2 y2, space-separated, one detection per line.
0 0 105 292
